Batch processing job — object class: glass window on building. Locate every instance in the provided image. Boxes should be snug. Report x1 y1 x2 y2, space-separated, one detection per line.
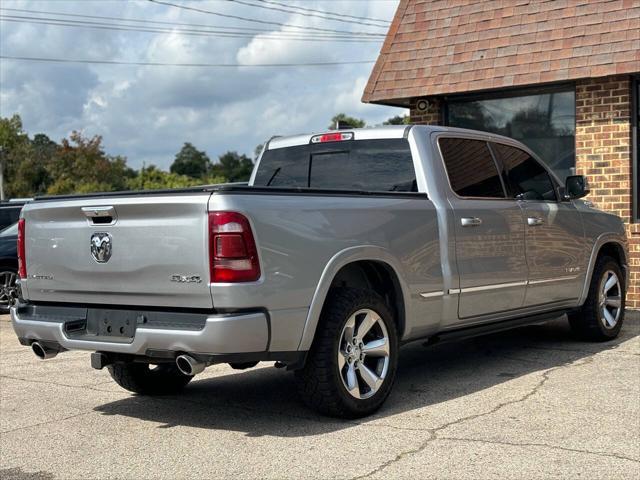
446 89 576 181
635 77 639 221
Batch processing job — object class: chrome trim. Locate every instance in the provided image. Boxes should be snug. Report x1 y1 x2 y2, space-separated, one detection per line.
455 281 528 294
448 276 582 296
419 290 444 298
90 232 113 264
528 275 579 285
81 205 115 218
461 217 483 227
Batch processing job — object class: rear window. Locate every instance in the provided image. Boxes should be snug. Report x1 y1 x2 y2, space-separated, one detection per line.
253 139 417 192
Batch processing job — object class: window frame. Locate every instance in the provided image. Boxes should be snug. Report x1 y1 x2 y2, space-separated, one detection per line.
488 141 560 203
436 135 509 201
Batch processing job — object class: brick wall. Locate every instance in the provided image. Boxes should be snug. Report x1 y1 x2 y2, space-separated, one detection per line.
409 97 442 125
575 74 638 309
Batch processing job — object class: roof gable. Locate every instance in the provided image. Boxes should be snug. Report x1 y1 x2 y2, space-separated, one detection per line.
363 0 640 105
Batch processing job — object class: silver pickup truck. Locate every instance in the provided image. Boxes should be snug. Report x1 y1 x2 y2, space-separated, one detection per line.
10 126 628 418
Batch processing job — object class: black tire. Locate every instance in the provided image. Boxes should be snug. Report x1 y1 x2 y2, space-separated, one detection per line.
568 255 625 341
0 266 18 313
107 362 193 395
295 287 399 418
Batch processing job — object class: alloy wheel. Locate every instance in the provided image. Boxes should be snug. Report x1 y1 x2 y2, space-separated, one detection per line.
599 270 622 329
0 270 17 309
338 308 390 400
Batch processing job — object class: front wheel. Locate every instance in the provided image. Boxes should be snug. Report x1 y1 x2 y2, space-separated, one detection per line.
568 256 625 341
296 288 399 418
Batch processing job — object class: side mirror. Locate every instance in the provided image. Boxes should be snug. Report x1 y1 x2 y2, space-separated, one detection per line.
565 175 590 199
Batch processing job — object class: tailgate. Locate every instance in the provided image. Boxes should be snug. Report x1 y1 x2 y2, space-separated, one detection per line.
21 194 213 309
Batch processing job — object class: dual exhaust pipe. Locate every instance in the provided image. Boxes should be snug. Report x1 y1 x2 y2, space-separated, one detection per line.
31 341 205 376
31 341 59 360
175 354 206 376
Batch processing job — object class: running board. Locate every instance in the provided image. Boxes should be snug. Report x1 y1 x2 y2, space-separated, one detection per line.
421 310 569 347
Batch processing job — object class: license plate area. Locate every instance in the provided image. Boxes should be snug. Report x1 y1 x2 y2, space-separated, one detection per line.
87 309 137 339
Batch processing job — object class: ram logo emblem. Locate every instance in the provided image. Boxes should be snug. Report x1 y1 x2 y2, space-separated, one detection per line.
91 233 112 263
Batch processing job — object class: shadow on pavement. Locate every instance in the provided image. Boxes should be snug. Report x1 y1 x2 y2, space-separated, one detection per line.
94 315 639 436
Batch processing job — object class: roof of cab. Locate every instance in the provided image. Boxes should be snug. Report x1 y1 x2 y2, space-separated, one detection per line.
267 125 412 150
266 124 526 150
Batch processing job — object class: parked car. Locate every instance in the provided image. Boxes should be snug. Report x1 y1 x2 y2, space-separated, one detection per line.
10 126 628 418
0 200 29 231
0 222 18 312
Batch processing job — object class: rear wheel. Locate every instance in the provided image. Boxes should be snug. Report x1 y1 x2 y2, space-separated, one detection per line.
568 256 625 341
107 362 193 395
296 288 399 418
0 267 18 313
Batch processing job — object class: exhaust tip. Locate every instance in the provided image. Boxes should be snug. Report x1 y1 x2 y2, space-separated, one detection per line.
32 342 57 360
176 354 205 376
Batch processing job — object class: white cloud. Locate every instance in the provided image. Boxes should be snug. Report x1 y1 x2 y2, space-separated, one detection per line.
1 0 406 169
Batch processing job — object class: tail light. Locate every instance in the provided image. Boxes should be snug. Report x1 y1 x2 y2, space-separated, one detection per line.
311 132 353 143
209 212 260 283
17 218 26 279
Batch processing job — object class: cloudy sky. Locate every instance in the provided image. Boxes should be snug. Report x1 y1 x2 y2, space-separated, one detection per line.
0 0 404 169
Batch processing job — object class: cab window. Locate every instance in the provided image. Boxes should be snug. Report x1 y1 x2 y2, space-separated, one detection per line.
439 137 506 198
491 143 557 201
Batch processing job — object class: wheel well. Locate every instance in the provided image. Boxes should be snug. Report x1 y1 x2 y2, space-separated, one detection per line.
329 261 406 337
597 242 626 268
0 259 17 271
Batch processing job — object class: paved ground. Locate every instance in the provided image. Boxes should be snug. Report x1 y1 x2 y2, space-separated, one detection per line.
1 313 639 480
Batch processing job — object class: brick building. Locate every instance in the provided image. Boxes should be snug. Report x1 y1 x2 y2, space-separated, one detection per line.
363 0 640 308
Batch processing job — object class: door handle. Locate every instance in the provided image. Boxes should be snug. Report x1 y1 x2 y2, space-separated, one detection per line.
527 216 544 226
461 217 482 227
82 206 117 225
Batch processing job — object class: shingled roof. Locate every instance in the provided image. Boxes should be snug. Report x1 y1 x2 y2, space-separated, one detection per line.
363 0 640 106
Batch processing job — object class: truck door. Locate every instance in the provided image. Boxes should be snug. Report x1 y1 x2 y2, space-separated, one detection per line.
438 137 528 320
489 142 585 306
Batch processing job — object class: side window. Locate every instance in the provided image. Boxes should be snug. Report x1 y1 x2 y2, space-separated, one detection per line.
439 137 505 198
492 143 557 201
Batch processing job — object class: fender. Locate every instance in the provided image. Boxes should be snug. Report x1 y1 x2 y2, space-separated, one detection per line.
578 232 629 306
296 245 414 351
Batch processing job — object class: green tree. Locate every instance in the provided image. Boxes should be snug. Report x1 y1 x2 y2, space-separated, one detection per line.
170 142 212 178
46 131 134 195
383 115 410 125
24 133 57 194
329 113 366 129
127 165 205 190
211 151 254 183
0 114 42 198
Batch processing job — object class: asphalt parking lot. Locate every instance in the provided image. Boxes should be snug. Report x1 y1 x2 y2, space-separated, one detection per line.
1 313 639 480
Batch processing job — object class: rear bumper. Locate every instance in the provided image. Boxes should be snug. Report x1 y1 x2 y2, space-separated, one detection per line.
10 303 269 356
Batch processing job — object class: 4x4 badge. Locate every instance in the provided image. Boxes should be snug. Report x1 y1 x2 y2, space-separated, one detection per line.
91 232 112 263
